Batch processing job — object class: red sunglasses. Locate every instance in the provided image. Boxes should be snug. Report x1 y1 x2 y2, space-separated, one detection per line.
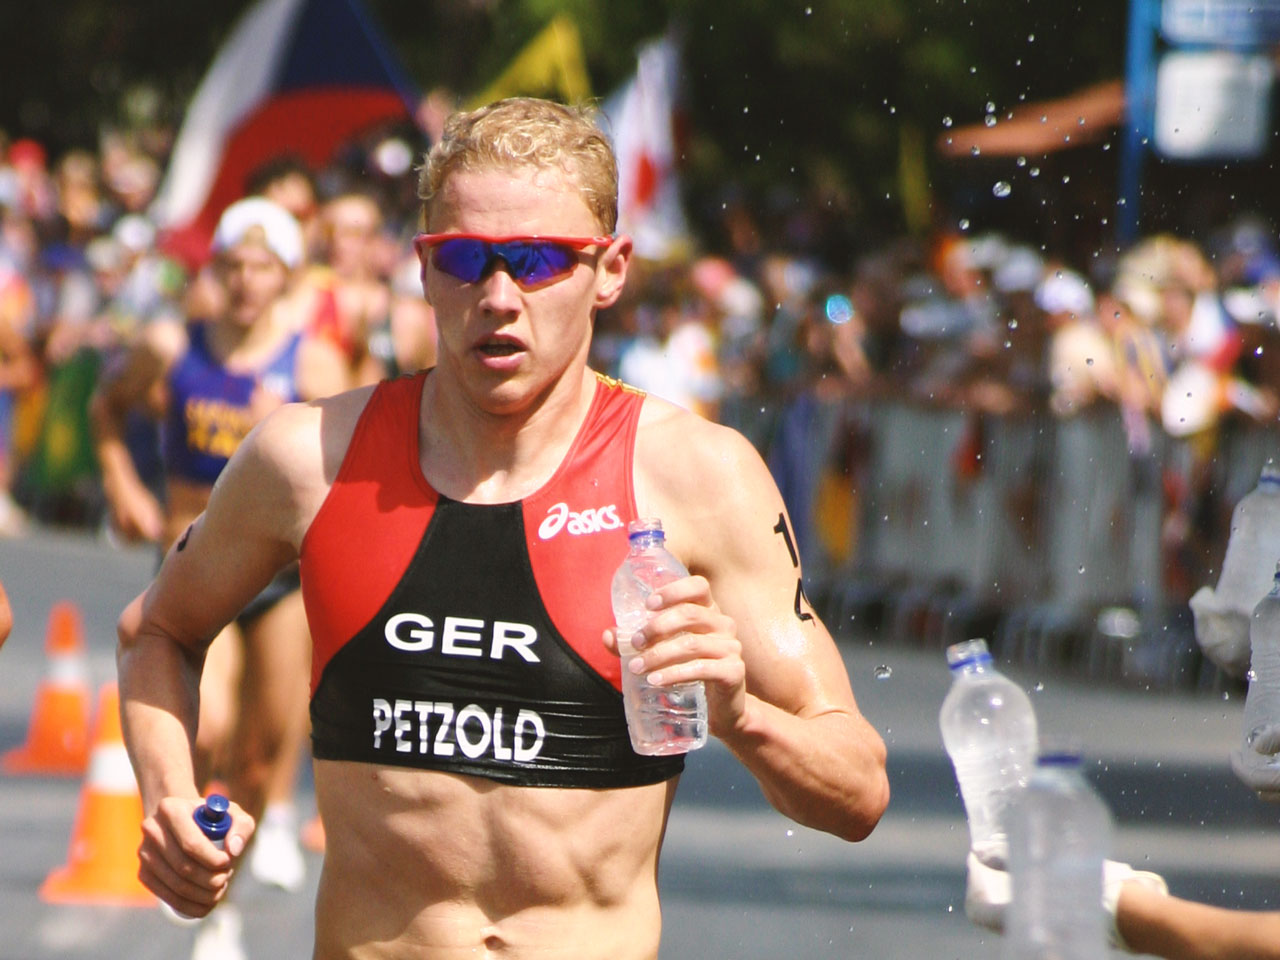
414 232 614 288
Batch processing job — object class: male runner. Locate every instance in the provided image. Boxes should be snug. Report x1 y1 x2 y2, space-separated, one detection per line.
117 98 889 959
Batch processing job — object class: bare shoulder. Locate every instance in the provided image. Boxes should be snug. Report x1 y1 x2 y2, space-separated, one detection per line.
139 316 189 367
634 396 781 567
226 383 378 546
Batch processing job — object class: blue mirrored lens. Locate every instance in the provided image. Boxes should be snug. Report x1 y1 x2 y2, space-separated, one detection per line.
432 239 578 285
432 240 491 282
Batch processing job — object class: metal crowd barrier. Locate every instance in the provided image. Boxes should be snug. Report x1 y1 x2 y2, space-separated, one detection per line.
769 392 1280 691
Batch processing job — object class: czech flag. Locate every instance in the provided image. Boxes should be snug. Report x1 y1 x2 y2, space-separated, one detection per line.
150 0 418 268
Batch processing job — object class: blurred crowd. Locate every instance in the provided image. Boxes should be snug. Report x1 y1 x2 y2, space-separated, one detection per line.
3 120 1280 597
0 124 435 535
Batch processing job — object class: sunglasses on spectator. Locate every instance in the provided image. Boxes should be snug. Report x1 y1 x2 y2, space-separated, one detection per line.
414 233 614 288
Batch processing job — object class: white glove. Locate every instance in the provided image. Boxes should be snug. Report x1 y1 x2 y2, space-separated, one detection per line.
964 848 1167 951
1230 723 1280 801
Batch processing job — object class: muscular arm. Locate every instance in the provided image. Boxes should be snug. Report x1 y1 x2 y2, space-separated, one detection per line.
1117 883 1280 960
116 399 327 913
630 405 889 841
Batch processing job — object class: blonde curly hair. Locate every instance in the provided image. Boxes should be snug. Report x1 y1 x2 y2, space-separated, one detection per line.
417 98 618 234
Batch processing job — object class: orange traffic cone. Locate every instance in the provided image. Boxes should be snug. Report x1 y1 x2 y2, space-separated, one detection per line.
2 601 91 775
40 682 155 906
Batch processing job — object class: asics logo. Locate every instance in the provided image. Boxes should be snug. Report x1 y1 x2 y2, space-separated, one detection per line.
538 501 623 540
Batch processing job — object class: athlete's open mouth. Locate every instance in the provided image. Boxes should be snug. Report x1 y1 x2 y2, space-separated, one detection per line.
476 338 523 357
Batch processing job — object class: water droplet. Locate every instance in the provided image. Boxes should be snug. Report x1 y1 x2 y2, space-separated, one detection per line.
1028 33 1035 42
985 101 996 114
1034 681 1044 692
959 218 970 231
984 115 997 128
1077 565 1086 574
873 664 892 681
1086 357 1094 366
1029 167 1040 177
785 829 795 838
1257 346 1264 356
1016 156 1027 167
1062 174 1071 184
1003 339 1012 349
992 181 1012 198
1008 319 1019 330
1247 669 1258 683
1222 691 1231 702
805 5 813 13
942 115 953 128
970 145 982 156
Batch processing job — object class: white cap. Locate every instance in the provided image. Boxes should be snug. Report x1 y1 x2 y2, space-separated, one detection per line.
211 196 303 268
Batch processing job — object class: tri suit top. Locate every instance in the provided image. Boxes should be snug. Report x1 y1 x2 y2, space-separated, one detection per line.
163 321 303 485
300 370 685 788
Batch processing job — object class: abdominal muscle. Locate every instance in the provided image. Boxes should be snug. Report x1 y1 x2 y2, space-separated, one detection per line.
312 760 678 960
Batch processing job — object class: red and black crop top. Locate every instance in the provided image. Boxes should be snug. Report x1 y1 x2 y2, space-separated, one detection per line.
299 371 684 788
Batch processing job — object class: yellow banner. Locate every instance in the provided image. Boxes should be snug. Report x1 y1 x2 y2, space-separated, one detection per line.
468 14 591 107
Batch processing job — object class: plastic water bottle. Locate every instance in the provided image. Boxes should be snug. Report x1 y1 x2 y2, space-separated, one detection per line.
1242 564 1280 760
161 794 232 924
939 638 1038 863
1003 748 1111 960
611 518 707 755
1192 461 1280 676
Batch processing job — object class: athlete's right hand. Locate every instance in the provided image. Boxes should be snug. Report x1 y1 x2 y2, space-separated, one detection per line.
137 796 254 918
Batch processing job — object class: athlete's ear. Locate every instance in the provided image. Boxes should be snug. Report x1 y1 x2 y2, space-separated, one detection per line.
594 234 632 310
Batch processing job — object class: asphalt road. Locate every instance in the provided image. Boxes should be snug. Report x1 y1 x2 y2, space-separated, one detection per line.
1 529 1274 960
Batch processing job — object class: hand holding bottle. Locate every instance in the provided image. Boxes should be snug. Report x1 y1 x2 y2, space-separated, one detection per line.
965 849 1168 951
141 792 254 920
607 518 744 752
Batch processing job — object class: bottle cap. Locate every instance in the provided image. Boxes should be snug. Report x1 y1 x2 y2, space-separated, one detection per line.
945 638 992 670
193 793 231 842
1036 735 1084 766
628 517 666 542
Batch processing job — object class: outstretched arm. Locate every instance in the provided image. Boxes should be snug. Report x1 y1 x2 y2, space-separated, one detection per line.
1117 883 1280 960
623 405 889 841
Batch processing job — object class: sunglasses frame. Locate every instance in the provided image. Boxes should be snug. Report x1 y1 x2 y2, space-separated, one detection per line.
414 232 615 288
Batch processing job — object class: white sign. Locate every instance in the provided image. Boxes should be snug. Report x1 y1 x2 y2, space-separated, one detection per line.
1162 0 1280 46
1154 51 1273 159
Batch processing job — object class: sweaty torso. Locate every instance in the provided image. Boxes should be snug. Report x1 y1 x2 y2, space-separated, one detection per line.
299 371 681 959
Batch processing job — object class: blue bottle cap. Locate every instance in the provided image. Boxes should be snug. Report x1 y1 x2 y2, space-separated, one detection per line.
946 638 992 671
193 793 231 842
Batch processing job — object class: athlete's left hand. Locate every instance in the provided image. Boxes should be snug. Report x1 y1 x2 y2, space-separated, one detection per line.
602 574 747 737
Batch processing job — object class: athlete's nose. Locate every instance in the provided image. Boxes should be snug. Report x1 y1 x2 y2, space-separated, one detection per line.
477 257 523 314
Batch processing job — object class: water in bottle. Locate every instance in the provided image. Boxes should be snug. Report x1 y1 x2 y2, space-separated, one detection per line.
939 638 1038 863
1242 564 1280 763
1192 461 1280 676
611 518 707 755
1003 748 1111 960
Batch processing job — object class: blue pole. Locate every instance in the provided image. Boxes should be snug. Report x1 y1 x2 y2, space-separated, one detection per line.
1119 0 1158 248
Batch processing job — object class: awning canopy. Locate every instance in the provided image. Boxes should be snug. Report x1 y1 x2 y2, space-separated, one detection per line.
936 79 1125 158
